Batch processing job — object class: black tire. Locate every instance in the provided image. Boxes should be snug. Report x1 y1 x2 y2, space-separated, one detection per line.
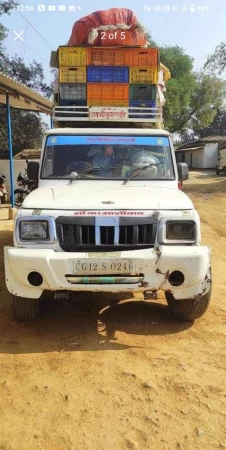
14 296 39 320
165 285 212 321
224 167 226 176
216 167 220 175
14 189 26 206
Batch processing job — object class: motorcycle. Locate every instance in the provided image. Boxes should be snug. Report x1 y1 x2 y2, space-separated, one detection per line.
14 160 38 206
0 174 8 205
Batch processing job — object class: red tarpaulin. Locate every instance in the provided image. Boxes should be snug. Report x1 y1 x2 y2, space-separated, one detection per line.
68 8 147 47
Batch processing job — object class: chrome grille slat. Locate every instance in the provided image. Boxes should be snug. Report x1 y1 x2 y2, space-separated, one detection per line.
56 217 158 252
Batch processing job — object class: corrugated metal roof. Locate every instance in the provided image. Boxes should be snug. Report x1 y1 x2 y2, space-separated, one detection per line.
14 149 41 159
177 136 226 151
0 72 53 114
175 146 204 152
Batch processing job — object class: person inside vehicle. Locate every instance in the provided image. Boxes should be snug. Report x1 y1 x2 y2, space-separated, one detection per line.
92 145 115 176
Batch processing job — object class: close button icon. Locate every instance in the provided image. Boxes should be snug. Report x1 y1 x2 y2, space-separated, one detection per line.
13 31 24 41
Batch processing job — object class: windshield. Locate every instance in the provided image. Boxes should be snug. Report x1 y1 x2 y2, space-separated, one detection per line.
41 135 175 180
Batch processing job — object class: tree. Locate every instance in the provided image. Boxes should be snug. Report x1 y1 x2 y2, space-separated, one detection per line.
0 0 53 157
204 42 226 74
159 46 196 132
0 1 18 60
0 111 48 158
170 74 226 134
146 33 226 135
0 1 18 15
4 55 53 98
196 108 226 138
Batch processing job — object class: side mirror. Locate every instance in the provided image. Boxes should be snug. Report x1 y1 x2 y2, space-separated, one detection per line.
177 162 189 181
27 161 39 180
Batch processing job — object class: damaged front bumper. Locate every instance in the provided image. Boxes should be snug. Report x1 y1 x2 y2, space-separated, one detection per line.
4 245 211 300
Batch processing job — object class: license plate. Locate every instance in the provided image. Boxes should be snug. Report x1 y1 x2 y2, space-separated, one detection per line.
73 259 136 275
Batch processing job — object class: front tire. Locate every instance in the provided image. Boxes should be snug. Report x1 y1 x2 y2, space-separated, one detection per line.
14 189 26 206
165 286 212 321
14 296 39 320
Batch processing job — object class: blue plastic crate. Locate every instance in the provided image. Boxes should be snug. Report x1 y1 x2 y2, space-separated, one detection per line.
129 100 156 118
87 66 129 83
59 99 87 106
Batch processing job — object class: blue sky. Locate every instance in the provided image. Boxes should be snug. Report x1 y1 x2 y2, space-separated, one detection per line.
2 0 224 83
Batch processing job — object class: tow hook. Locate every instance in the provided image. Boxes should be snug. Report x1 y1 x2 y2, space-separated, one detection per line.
54 291 69 300
144 291 157 300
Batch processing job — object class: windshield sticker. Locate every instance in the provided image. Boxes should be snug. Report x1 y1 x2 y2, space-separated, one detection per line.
47 136 169 147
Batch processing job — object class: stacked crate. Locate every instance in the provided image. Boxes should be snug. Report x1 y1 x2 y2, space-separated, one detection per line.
128 48 159 118
86 48 130 107
58 47 87 106
58 46 159 115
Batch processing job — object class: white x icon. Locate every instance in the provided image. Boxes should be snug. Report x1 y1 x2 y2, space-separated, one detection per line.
13 31 24 41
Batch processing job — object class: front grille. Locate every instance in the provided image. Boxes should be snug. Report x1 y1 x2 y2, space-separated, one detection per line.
56 216 158 252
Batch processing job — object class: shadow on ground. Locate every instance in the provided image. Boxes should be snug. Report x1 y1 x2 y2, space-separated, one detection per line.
0 291 192 355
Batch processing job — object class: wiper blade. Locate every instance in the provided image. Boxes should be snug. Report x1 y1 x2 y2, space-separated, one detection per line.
70 166 118 181
123 162 162 185
69 167 105 181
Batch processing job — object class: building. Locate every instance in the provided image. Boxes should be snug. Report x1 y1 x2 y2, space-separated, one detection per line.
175 137 223 169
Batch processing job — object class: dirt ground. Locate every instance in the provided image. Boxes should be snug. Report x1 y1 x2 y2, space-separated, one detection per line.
0 170 226 450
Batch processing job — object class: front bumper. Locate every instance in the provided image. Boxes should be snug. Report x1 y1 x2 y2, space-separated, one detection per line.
4 246 211 300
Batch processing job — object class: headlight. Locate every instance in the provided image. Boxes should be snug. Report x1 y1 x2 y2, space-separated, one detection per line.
15 216 57 244
166 221 195 240
19 221 48 240
158 219 197 244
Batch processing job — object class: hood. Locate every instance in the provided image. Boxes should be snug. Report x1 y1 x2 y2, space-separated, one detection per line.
22 185 193 211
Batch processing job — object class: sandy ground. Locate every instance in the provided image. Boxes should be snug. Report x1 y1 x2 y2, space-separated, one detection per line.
0 170 226 450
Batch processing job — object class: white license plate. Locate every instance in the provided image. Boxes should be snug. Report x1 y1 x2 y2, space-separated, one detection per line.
73 259 136 275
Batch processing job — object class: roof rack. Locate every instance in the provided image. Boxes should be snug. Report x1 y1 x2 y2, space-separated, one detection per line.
52 105 163 123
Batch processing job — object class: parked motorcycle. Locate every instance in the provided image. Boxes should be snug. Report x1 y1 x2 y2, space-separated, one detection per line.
14 160 38 206
0 174 8 205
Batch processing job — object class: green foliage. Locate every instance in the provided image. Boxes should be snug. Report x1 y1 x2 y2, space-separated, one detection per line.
0 110 48 157
190 74 226 130
204 42 226 74
197 108 226 138
145 31 158 48
3 55 53 98
0 1 18 16
160 45 194 78
146 31 226 135
0 0 18 57
169 74 226 133
159 46 196 132
0 0 53 156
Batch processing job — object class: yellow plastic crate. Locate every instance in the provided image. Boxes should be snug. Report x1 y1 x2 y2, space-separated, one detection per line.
129 67 158 84
58 47 87 67
59 67 86 83
88 100 128 107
